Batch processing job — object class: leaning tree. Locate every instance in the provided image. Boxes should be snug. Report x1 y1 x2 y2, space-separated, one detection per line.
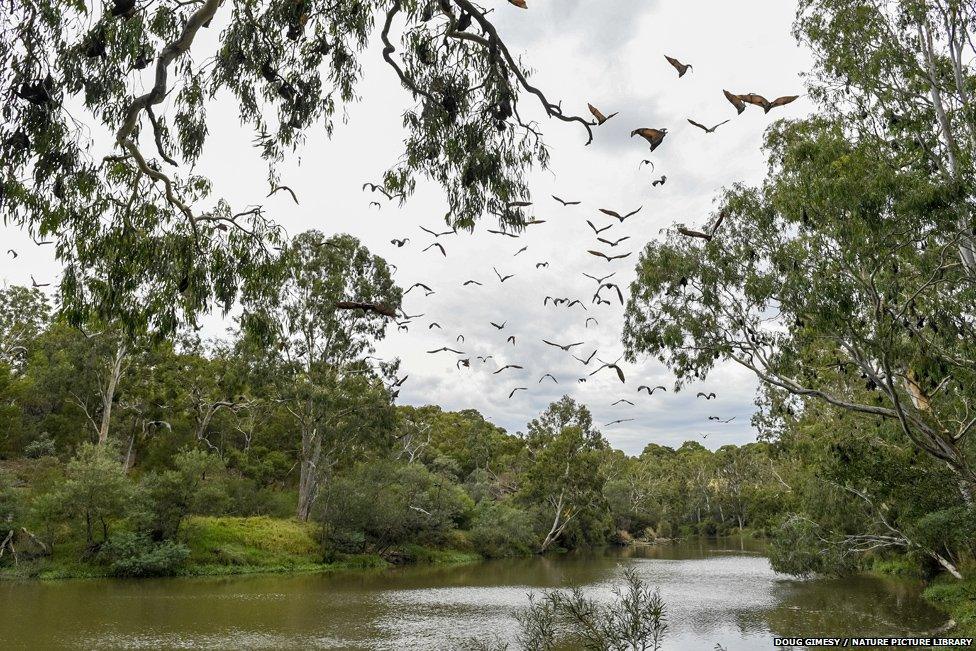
1 0 591 333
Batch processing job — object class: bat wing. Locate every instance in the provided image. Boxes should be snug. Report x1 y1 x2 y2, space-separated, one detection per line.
588 103 606 123
769 95 800 109
687 118 708 132
723 90 746 114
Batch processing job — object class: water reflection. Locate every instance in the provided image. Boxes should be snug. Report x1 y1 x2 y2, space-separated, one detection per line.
0 538 946 650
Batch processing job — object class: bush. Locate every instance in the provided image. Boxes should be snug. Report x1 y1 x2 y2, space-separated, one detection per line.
513 567 668 651
468 501 537 558
141 448 227 539
23 433 56 459
99 532 189 577
222 476 294 518
41 443 136 548
316 460 473 554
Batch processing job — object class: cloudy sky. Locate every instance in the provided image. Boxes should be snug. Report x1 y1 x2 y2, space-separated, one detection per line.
0 0 813 454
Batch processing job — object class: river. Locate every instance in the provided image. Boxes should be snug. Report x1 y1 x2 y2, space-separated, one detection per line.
0 538 946 649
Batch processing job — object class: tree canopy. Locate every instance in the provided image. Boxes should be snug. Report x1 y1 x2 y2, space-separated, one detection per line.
2 0 590 333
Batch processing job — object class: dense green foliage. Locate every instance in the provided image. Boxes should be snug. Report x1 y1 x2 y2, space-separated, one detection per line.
1 280 802 575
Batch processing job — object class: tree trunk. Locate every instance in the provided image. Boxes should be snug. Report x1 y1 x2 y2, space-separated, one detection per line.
296 458 317 521
933 552 964 580
296 425 322 521
540 491 567 553
97 342 126 446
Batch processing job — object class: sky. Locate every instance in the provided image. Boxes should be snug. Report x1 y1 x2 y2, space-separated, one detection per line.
0 0 814 455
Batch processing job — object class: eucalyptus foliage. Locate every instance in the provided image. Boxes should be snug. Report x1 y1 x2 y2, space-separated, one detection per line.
625 0 976 499
2 0 588 333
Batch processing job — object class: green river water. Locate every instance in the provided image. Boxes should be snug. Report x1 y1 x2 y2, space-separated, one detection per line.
0 538 947 649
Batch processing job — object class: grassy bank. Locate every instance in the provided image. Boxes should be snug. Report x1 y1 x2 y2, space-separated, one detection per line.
922 575 976 641
865 555 975 646
0 515 481 580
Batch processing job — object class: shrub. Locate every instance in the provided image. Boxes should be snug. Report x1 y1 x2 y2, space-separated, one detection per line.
99 532 189 577
142 448 227 539
514 567 668 651
468 501 537 558
316 460 473 554
42 443 135 548
23 433 56 459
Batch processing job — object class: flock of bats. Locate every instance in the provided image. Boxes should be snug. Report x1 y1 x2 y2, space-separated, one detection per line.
350 46 797 435
5 3 798 437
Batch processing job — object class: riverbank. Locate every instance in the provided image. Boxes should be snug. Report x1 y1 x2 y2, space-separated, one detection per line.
921 575 976 642
864 556 976 646
0 515 482 581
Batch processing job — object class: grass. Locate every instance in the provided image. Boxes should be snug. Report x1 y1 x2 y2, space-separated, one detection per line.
865 555 926 579
181 516 321 569
922 573 976 644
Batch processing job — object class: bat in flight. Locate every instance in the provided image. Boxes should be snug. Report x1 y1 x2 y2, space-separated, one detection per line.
493 267 515 282
677 211 727 242
631 128 668 151
427 347 465 354
590 359 626 383
587 220 614 235
638 385 666 395
587 250 632 263
737 92 800 113
494 364 524 374
599 206 642 222
664 55 693 77
588 103 618 125
509 387 528 398
605 418 635 426
420 225 456 238
552 195 581 206
724 90 799 114
574 349 598 365
543 339 584 352
362 182 404 201
597 236 631 247
423 242 446 256
687 118 730 134
487 229 520 238
335 301 396 318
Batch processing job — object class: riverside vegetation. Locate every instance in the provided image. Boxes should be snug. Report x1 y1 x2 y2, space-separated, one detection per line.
0 288 973 640
2 0 976 647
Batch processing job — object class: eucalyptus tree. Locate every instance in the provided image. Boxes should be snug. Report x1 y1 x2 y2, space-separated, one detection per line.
796 0 976 274
522 397 608 552
2 0 590 334
0 286 50 374
624 117 976 503
241 230 401 520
